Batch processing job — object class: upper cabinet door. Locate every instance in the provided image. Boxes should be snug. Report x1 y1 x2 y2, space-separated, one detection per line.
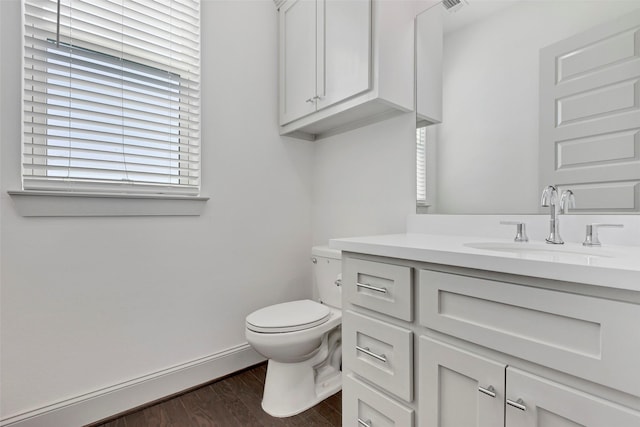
279 0 317 125
315 0 371 110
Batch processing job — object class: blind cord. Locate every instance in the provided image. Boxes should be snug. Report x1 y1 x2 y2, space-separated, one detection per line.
56 0 61 47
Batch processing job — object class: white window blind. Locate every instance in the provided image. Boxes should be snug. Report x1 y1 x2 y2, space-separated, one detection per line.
416 126 427 205
23 0 201 195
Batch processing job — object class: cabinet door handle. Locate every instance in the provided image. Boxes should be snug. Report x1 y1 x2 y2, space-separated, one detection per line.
357 418 372 427
356 345 387 363
478 385 496 398
356 282 387 294
305 98 315 103
506 398 527 411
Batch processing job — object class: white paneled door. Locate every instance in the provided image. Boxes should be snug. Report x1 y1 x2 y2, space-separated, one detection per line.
539 10 640 212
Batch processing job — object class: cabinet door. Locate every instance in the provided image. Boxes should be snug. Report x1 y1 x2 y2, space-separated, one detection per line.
506 367 640 427
279 0 317 125
420 337 506 427
315 0 371 110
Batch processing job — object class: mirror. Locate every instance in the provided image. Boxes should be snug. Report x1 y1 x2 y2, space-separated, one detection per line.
416 0 640 214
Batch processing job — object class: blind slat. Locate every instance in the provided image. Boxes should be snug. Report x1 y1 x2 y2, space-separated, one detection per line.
23 0 201 195
25 100 199 129
24 98 199 128
24 43 200 88
25 147 198 169
25 138 199 164
24 127 199 149
24 162 200 180
23 177 200 195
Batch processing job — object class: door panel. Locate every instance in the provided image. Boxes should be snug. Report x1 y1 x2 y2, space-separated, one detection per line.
539 10 640 212
316 0 371 110
279 0 317 124
419 336 506 427
506 367 640 427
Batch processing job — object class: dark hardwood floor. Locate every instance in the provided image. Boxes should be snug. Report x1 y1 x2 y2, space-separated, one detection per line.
92 364 342 427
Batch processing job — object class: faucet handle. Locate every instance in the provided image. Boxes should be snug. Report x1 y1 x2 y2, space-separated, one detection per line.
540 185 557 207
583 223 624 247
500 221 529 242
560 190 575 213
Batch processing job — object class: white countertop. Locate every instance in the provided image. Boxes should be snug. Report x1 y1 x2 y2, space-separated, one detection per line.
330 233 640 292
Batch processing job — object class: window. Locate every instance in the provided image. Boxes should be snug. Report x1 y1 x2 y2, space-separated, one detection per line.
416 126 427 206
23 0 200 196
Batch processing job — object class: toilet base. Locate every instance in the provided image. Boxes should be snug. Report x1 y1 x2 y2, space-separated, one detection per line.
261 357 341 418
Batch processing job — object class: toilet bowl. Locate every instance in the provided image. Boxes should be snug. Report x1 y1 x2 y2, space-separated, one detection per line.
245 246 342 418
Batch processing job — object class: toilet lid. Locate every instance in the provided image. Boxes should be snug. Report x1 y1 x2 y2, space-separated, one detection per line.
246 299 331 333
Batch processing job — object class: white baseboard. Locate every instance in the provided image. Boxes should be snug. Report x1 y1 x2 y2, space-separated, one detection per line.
1 343 265 427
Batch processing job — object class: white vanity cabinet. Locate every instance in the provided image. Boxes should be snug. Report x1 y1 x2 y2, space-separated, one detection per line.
277 0 416 140
341 256 416 426
420 337 640 427
339 250 640 427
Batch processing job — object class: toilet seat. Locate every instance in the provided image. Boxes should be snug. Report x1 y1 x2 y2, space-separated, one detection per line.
246 299 331 333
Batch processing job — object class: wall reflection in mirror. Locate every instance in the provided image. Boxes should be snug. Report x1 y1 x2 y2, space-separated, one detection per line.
416 0 640 214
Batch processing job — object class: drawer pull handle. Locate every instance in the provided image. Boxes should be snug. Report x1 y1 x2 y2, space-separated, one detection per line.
357 418 372 427
478 385 496 398
356 345 387 363
506 398 527 411
356 282 387 294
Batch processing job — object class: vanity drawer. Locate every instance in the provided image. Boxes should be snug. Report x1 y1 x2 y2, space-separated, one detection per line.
344 257 413 321
343 373 414 427
343 310 413 402
419 269 640 397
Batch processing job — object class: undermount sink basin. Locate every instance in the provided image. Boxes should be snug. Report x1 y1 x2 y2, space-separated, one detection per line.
464 241 615 260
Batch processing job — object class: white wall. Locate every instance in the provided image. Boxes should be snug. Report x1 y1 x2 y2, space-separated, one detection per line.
312 113 416 244
435 0 640 214
0 0 314 423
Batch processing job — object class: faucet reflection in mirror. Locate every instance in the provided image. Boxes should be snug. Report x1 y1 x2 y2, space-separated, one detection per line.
541 186 575 245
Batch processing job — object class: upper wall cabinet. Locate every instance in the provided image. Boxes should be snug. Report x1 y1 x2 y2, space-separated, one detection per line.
278 0 416 140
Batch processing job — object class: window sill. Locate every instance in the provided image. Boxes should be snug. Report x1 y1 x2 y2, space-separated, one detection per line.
416 202 432 215
8 191 209 217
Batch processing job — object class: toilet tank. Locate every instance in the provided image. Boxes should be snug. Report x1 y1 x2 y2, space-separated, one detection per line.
311 246 342 309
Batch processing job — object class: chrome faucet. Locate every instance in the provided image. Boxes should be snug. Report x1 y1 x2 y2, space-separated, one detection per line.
541 186 575 244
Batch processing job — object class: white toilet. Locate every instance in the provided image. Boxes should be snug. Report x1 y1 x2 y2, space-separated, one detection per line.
245 246 342 417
